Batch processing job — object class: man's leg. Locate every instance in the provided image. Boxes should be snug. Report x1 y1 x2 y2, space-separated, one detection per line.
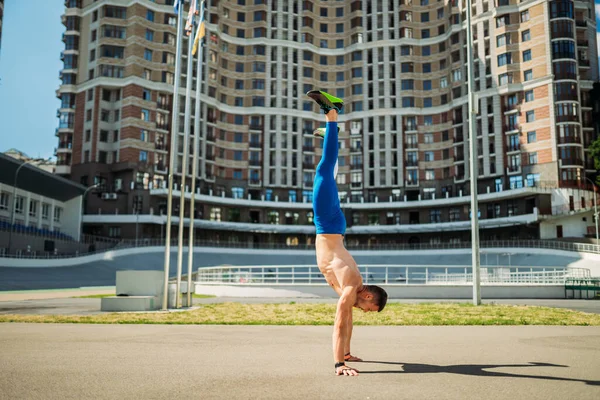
313 112 341 226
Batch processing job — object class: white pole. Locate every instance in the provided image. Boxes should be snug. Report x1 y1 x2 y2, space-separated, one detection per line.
186 1 205 307
162 2 185 311
175 11 196 309
465 0 481 305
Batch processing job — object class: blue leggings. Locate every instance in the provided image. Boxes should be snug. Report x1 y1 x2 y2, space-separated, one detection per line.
313 122 346 235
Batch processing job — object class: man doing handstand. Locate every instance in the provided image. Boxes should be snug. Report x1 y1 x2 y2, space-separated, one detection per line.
307 90 388 377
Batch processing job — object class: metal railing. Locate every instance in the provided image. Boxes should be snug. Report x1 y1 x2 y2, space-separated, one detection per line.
196 265 591 286
1 238 599 260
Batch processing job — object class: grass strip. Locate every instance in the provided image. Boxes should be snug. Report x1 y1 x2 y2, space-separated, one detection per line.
71 294 216 299
1 303 599 325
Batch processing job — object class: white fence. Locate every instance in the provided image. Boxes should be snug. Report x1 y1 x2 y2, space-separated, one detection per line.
197 265 591 286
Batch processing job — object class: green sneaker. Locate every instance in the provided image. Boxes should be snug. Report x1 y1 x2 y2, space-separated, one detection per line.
307 90 344 114
313 126 340 138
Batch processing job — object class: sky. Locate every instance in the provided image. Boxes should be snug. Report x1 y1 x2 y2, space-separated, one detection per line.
0 1 599 161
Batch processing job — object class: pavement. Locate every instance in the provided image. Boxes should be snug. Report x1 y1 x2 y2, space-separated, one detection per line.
0 324 599 399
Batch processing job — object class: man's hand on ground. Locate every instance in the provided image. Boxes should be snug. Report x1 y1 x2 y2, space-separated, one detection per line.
335 365 360 376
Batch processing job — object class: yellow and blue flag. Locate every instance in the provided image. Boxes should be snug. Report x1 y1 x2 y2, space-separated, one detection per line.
192 1 206 56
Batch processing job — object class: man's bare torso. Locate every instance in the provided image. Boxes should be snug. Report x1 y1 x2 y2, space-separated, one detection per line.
316 234 363 295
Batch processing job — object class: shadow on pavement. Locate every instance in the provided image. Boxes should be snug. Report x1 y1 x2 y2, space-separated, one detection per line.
359 361 600 386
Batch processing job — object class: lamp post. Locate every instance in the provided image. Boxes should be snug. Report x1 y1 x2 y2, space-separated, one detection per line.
584 177 599 244
80 183 100 242
7 158 49 254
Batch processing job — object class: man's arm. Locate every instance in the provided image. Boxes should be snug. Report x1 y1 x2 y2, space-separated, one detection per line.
333 288 359 376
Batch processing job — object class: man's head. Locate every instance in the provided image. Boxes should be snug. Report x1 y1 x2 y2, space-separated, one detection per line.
354 285 388 312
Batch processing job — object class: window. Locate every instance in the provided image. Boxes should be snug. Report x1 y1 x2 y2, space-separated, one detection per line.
139 151 148 162
146 10 155 22
140 129 148 142
0 193 8 210
42 203 50 220
146 29 154 41
528 152 538 165
424 151 434 161
509 176 523 190
523 49 532 62
233 170 242 179
100 130 109 142
440 77 448 88
520 10 530 22
526 110 535 122
522 30 531 42
497 53 512 66
141 109 150 121
524 69 533 81
527 131 536 143
53 207 62 223
423 63 431 73
496 33 510 47
499 73 512 85
232 187 244 199
421 12 429 22
144 49 153 61
525 90 534 102
422 46 431 56
210 207 221 222
108 227 121 238
423 80 432 91
425 170 435 180
430 210 441 223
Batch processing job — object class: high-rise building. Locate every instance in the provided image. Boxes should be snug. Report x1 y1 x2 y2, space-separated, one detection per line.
57 0 599 246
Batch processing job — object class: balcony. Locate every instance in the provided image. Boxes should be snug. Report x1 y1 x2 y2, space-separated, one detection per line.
303 145 315 152
350 146 363 152
575 20 587 28
205 134 215 142
350 162 363 169
454 135 464 143
249 141 261 149
507 144 520 152
453 155 464 162
155 163 167 172
249 124 263 131
578 59 590 67
406 142 419 149
351 182 363 188
405 160 418 167
558 136 581 144
303 162 314 169
405 179 419 187
560 158 584 167
157 100 171 111
507 165 521 174
155 142 167 151
156 123 169 131
404 124 418 132
504 125 519 133
249 160 261 167
577 40 589 47
249 179 262 186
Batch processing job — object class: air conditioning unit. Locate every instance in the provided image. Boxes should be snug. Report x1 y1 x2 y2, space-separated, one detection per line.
101 193 118 200
114 179 123 192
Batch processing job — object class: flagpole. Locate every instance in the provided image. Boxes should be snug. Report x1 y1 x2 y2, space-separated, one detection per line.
162 0 185 310
175 8 196 309
187 0 205 308
466 0 481 305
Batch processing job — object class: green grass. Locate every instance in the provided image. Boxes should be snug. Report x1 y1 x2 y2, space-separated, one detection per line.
1 303 600 325
71 294 216 299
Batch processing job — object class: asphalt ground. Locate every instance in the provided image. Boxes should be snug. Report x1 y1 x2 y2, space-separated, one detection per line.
0 324 598 399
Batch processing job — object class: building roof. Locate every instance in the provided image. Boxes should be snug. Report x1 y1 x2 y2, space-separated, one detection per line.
0 153 87 202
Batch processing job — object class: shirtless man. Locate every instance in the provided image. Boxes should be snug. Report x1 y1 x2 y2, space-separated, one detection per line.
307 90 388 377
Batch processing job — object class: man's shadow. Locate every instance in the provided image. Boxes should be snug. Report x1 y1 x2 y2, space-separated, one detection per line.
358 361 600 386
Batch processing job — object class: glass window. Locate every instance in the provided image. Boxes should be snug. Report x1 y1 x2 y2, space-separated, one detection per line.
524 69 533 81
522 30 531 42
527 131 536 143
525 90 534 102
523 49 532 62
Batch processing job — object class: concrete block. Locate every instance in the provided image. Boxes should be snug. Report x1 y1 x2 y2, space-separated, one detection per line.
100 296 160 312
116 270 164 297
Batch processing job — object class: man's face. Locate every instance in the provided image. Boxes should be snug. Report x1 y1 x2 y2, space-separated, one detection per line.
355 296 379 312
